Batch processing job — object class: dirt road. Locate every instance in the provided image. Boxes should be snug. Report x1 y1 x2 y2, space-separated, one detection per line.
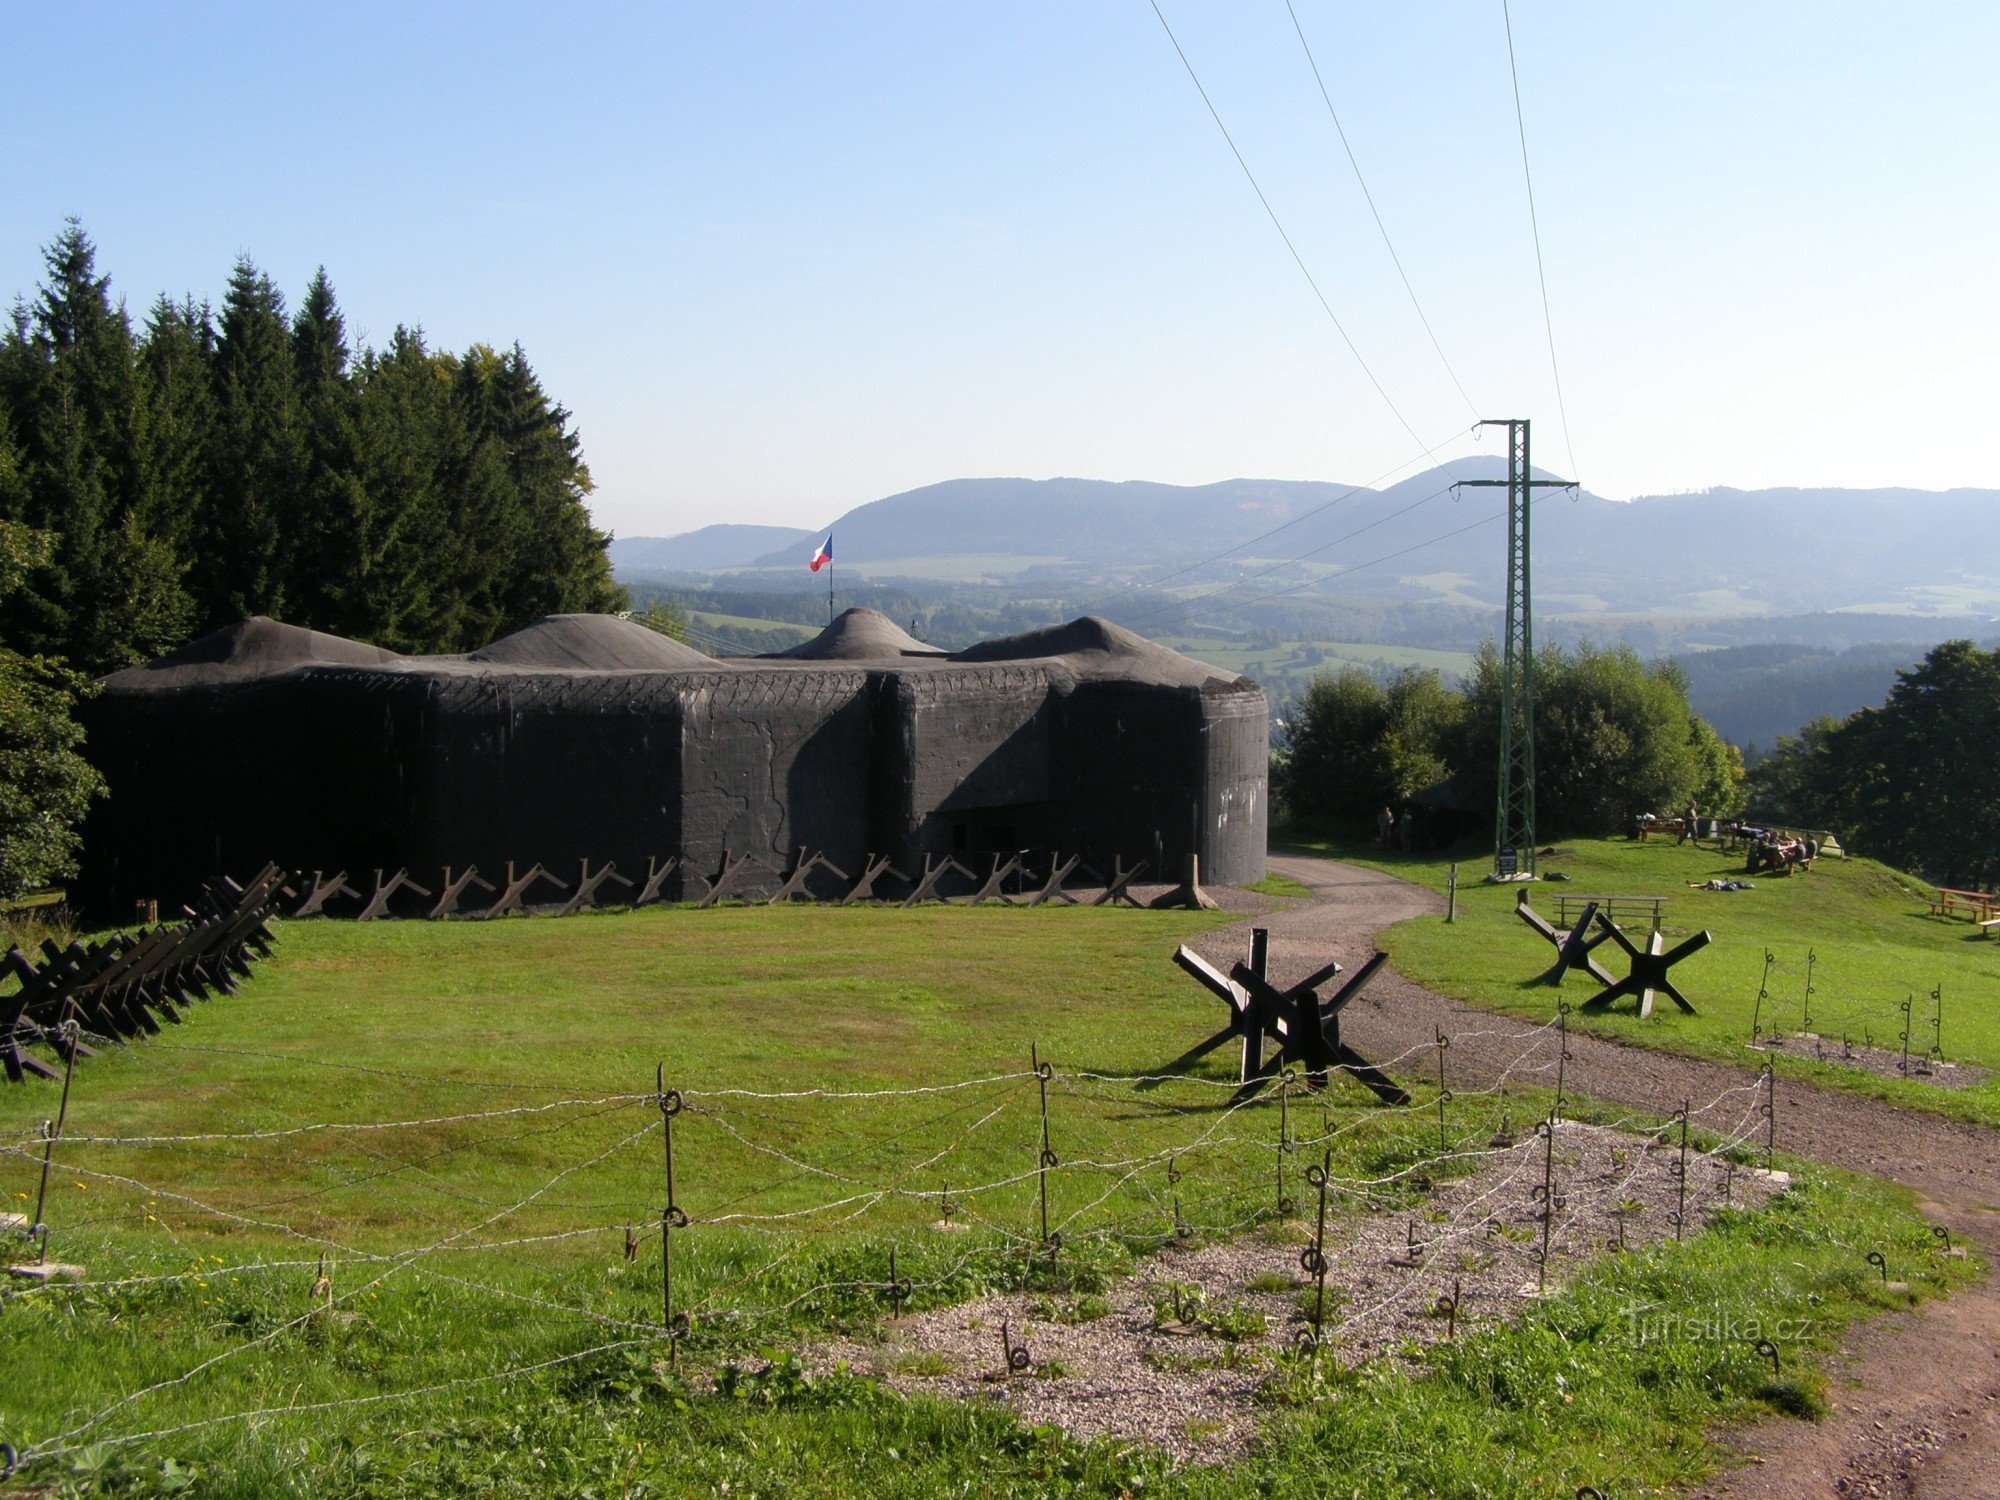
1185 854 2000 1499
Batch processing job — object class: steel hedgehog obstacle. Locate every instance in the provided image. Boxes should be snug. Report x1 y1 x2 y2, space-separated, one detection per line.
75 610 1268 915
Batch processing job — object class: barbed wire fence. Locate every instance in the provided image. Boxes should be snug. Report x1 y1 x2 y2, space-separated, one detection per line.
1749 949 1956 1078
0 1015 1795 1475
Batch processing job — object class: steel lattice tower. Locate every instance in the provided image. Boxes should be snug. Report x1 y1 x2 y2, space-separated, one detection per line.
1455 419 1572 881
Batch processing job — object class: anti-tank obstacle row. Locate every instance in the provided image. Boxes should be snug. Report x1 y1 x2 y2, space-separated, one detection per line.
274 848 1214 919
2 865 288 1084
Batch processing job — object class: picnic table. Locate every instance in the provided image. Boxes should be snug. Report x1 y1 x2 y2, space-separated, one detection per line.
1553 893 1669 934
1931 886 1999 923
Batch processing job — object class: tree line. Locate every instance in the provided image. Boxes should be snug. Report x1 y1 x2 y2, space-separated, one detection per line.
0 221 624 674
1746 640 2000 887
0 222 627 897
1278 641 1745 839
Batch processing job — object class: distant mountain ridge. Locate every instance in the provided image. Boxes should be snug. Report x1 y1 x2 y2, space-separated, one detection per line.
611 467 2000 622
610 523 814 572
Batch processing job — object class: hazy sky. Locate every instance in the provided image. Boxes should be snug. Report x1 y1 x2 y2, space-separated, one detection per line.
6 2 1994 539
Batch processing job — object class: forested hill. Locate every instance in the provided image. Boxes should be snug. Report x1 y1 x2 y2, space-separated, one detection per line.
615 468 2000 624
1670 642 1943 758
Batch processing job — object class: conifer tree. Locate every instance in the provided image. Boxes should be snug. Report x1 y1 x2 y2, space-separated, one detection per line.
458 343 624 622
194 257 302 623
0 222 189 670
137 294 215 557
288 268 372 633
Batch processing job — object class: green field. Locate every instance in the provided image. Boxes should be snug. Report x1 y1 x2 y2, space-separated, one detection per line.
0 900 1970 1496
1280 833 2000 1125
686 609 816 644
1160 637 1475 690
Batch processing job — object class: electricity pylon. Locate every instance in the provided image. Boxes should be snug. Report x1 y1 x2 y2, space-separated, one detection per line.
1454 419 1574 881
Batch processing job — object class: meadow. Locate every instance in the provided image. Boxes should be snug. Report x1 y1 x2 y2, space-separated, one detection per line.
0 900 1970 1497
1284 833 2000 1125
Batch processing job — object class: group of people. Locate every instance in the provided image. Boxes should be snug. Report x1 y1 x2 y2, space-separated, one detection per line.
1628 806 1706 843
1374 805 1416 851
1740 825 1818 874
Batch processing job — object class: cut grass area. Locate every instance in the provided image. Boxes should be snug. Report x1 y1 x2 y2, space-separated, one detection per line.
0 903 1975 1496
1279 831 2000 1126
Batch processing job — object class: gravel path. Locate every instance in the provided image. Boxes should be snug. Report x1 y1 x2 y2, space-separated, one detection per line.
1212 854 2000 1499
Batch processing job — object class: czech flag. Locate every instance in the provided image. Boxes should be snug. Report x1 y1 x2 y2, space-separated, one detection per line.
808 534 833 572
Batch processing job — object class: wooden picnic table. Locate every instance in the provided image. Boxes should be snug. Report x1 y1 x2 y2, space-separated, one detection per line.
1554 893 1669 933
1932 886 1999 922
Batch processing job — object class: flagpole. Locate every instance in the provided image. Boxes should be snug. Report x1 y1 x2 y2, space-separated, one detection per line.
827 552 834 624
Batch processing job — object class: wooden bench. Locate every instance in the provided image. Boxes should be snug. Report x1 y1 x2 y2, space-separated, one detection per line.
1978 917 2000 939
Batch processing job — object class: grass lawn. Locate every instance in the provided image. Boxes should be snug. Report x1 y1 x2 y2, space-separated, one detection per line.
1279 831 2000 1126
0 903 1973 1497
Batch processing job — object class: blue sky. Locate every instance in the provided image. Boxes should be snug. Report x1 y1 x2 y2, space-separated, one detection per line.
5 2 1994 539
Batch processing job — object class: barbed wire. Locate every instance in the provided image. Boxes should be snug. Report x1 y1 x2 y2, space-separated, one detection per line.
2 1028 1806 1474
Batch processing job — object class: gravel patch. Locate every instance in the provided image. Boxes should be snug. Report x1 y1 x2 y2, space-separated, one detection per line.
1753 1033 1988 1090
805 1117 1782 1463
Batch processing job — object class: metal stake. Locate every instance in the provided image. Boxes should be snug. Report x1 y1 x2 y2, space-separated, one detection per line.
1535 1115 1557 1290
1032 1044 1057 1258
1554 1002 1573 1116
1275 1072 1295 1215
1301 1151 1332 1348
29 1017 79 1265
1434 1028 1452 1153
657 1065 688 1342
1671 1100 1690 1243
1750 948 1773 1043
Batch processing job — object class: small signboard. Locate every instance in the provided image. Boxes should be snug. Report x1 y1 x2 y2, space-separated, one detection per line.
1496 843 1519 878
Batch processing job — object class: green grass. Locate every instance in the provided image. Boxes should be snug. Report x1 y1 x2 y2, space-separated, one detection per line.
0 903 1975 1496
1278 831 2000 1126
1159 636 1475 683
685 609 816 643
1241 872 1313 899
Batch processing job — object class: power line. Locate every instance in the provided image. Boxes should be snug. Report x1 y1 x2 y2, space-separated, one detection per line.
1075 426 1477 616
1500 0 1580 484
1174 505 1506 621
1145 0 1434 452
1282 0 1480 420
1132 481 1571 631
1114 476 1464 633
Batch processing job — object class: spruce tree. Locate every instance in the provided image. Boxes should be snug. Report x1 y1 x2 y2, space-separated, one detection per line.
0 222 189 670
349 328 519 651
137 294 216 557
288 268 372 633
458 343 623 624
194 257 302 624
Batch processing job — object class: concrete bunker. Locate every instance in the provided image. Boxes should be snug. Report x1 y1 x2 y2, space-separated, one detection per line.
76 609 1268 913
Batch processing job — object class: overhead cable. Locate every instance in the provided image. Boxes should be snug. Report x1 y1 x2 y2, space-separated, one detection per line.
1146 0 1437 453
1282 0 1480 420
1501 0 1580 483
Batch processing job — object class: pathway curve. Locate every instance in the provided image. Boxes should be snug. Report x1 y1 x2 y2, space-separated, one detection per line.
1183 853 2000 1499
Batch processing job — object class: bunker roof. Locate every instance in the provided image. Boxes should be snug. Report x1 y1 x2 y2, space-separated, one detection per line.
97 612 1250 694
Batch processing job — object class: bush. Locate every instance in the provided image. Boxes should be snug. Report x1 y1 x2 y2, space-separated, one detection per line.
0 645 103 898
